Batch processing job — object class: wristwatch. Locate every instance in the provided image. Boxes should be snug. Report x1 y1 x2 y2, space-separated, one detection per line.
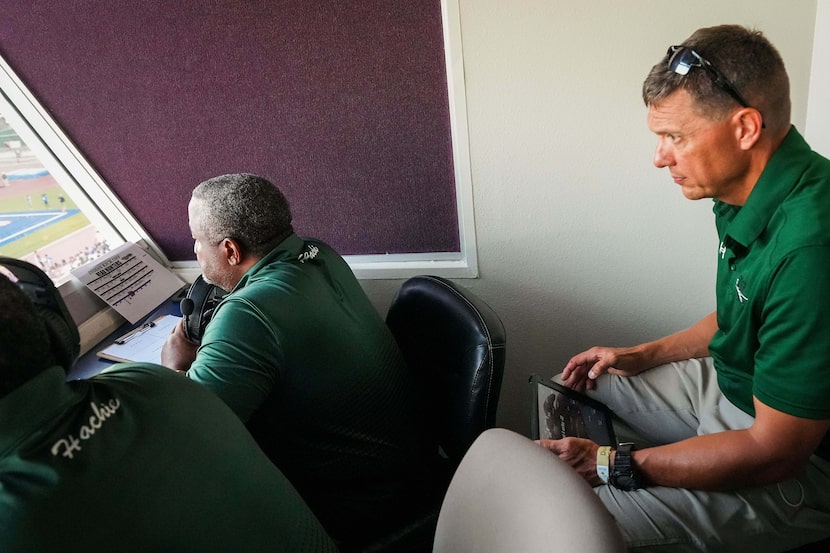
610 442 641 490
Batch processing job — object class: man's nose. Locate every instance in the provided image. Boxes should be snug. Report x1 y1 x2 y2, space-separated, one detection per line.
653 141 673 168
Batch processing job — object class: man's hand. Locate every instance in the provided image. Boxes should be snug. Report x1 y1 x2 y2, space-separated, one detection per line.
540 399 830 492
561 346 645 390
161 318 198 372
537 437 605 486
561 312 719 391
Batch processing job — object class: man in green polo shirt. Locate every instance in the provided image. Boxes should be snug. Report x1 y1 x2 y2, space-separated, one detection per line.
538 25 830 552
0 261 338 553
161 173 433 549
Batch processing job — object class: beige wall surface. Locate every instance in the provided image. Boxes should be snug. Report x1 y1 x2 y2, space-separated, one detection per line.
807 0 830 154
362 1 819 434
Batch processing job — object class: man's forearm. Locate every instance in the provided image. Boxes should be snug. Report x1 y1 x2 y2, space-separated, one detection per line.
631 430 765 490
633 311 717 369
630 398 830 490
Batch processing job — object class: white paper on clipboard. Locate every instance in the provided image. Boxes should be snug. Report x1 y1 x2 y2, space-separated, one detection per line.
71 242 185 324
97 314 181 364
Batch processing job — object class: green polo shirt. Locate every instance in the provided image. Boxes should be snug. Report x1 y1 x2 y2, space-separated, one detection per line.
709 127 830 430
187 234 429 545
0 364 337 553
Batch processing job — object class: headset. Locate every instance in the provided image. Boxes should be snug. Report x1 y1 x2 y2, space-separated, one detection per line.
180 274 227 344
0 256 81 371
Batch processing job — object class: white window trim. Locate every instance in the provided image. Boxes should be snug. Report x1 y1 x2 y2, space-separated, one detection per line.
806 0 830 156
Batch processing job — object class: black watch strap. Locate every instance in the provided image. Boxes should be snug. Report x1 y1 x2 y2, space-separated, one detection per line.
610 442 641 490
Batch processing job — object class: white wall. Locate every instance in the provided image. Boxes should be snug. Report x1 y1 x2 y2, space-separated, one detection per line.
807 0 830 155
361 0 819 434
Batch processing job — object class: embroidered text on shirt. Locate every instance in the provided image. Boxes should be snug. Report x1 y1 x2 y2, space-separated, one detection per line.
51 398 122 460
298 244 319 263
719 241 728 259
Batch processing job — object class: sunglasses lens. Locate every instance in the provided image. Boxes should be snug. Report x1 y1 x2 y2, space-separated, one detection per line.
668 47 695 76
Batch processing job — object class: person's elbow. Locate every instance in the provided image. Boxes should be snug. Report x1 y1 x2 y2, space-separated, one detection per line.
758 452 815 485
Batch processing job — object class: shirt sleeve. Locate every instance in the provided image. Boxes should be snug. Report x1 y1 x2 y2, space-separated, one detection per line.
754 246 830 420
186 296 281 422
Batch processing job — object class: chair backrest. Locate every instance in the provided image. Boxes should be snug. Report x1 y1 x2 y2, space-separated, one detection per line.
351 277 505 553
433 428 627 553
386 275 506 467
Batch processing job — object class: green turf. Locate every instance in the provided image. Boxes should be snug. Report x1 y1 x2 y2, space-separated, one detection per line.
0 188 91 258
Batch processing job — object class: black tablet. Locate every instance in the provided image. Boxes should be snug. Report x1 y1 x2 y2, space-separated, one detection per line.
529 374 617 446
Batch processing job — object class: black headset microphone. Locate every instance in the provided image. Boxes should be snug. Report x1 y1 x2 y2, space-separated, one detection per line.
180 296 195 331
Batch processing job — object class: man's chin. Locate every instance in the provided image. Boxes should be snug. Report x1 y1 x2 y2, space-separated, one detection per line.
201 274 227 291
680 187 707 201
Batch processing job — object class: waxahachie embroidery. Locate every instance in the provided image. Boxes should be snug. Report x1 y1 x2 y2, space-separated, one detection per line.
297 244 319 264
50 399 122 460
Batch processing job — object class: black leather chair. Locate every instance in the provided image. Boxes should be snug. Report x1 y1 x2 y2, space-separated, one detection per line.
787 536 830 552
354 275 506 553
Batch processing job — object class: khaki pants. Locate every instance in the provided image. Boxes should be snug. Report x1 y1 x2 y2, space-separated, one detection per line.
568 358 830 552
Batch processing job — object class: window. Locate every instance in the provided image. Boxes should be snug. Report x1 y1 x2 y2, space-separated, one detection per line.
0 0 476 352
0 111 120 284
0 56 167 351
1 0 476 283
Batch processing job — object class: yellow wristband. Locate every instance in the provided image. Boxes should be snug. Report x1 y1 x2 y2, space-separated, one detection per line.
596 446 612 483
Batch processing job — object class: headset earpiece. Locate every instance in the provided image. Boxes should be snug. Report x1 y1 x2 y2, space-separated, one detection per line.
35 304 81 370
182 275 226 344
0 257 81 371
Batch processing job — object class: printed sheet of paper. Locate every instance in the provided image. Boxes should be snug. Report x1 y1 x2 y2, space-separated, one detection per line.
71 242 185 324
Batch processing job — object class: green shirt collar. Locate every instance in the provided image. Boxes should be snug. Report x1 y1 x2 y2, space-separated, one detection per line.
718 126 812 248
233 233 309 292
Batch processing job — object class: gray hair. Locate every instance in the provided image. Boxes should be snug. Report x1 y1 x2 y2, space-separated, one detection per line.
642 25 790 132
191 173 294 257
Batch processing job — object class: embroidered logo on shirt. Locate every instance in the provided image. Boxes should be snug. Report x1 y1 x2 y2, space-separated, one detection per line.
298 244 319 264
735 277 749 303
51 399 122 460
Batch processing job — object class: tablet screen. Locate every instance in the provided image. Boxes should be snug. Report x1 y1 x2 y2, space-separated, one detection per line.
530 375 617 446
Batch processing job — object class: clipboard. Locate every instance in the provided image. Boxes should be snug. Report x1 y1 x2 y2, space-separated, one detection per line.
97 314 181 364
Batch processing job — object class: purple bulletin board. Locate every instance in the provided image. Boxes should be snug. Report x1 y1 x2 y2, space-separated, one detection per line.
0 1 460 261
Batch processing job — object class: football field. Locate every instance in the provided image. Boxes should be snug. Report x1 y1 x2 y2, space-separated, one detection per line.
0 208 81 247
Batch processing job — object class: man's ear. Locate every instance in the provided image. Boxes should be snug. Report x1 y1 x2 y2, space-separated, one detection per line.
220 237 244 266
735 107 764 150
